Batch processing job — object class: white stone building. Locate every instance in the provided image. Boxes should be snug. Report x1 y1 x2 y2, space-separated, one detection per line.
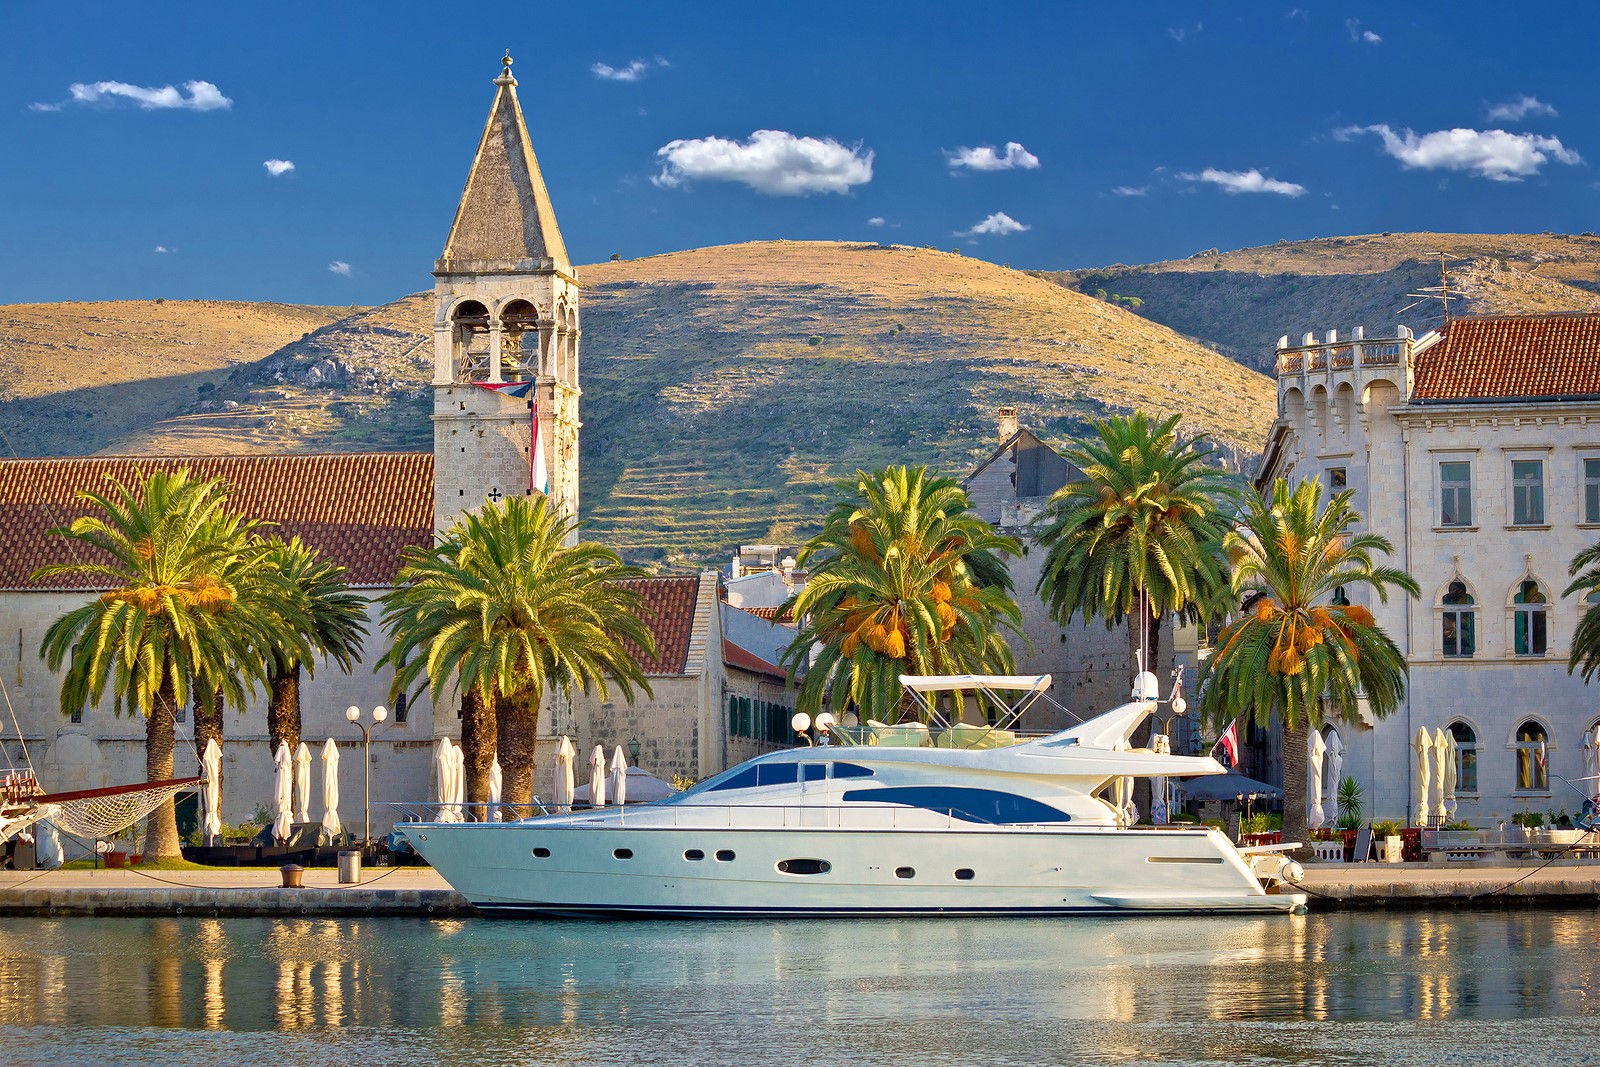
1259 314 1600 826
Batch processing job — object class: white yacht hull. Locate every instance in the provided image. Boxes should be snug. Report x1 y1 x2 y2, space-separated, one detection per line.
400 821 1306 917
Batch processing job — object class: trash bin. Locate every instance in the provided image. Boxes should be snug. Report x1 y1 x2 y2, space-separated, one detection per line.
338 850 361 884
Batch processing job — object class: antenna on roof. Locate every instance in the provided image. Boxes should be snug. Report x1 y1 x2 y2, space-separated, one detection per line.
1397 250 1460 324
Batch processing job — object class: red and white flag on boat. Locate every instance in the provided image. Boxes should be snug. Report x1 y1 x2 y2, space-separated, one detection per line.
1212 721 1239 768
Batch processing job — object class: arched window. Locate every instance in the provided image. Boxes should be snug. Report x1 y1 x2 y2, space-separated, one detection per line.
1513 581 1548 656
1331 587 1350 606
1441 581 1475 658
1449 721 1478 793
1515 720 1549 791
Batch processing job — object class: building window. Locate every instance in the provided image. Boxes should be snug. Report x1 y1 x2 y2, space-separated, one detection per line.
1441 581 1475 658
1512 459 1545 525
1586 459 1600 524
1513 580 1548 656
1328 467 1347 490
1440 461 1472 526
1449 721 1478 793
1515 720 1549 791
1331 587 1350 606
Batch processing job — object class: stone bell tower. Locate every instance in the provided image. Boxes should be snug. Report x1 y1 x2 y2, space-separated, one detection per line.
431 53 581 535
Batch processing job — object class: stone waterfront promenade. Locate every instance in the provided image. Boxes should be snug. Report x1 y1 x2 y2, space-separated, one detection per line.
5 860 1600 916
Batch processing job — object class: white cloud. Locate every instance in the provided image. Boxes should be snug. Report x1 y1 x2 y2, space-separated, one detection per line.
1347 19 1381 43
947 142 1040 172
1178 168 1307 196
1111 185 1149 197
867 216 887 226
653 130 873 196
1487 94 1558 122
592 58 668 82
958 212 1030 237
31 79 231 112
263 159 295 177
1337 124 1582 182
328 261 353 277
154 245 176 254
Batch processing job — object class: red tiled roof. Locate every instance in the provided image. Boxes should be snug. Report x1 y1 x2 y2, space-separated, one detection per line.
731 603 795 624
1412 315 1600 402
723 638 789 681
614 576 703 676
0 453 434 590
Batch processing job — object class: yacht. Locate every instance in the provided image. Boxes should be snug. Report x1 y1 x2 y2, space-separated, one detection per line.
396 675 1308 917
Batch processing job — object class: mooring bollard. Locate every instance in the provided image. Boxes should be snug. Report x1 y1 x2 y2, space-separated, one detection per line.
279 864 304 889
337 850 361 885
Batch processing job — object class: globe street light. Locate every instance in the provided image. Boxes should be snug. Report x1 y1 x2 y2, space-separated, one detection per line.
346 704 388 847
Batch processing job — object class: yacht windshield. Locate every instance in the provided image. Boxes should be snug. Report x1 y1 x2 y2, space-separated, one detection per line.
662 760 875 802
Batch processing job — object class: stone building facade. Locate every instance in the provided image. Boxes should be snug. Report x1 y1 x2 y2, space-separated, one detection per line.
1259 314 1600 825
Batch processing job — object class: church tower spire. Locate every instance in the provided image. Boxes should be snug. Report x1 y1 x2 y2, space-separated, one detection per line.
431 52 581 535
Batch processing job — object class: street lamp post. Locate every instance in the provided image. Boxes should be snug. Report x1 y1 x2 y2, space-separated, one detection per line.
346 704 388 846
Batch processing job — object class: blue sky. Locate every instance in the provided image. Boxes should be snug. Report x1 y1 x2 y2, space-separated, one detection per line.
2 2 1597 305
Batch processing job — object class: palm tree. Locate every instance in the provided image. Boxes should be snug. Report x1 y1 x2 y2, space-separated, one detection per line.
259 536 369 759
781 465 1023 722
1033 412 1233 692
1564 543 1600 680
380 496 655 810
34 469 268 858
1197 478 1418 854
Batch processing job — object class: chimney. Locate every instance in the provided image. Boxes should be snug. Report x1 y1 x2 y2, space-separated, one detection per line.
997 406 1019 445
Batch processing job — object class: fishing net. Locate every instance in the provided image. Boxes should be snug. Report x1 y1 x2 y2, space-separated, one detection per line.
37 777 202 840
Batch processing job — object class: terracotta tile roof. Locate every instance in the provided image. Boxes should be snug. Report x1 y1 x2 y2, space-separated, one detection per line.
1412 315 1600 402
732 603 795 624
0 453 434 590
723 638 789 681
614 576 703 676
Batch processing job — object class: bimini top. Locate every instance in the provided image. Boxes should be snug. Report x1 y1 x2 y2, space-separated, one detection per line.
898 675 1051 697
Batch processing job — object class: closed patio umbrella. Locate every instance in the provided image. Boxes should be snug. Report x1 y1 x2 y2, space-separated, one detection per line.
1325 732 1344 819
200 738 223 844
553 736 576 813
435 737 458 823
489 757 503 806
1441 730 1458 821
272 742 294 843
320 738 342 840
1586 725 1600 784
1414 727 1433 827
294 742 312 824
1431 728 1448 825
589 745 607 807
450 742 466 819
1307 730 1327 830
609 746 628 806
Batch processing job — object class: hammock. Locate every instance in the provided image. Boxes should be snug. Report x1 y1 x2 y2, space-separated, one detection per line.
26 776 203 841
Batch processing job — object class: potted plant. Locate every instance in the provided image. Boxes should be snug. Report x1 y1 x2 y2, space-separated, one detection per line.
1336 776 1363 859
1372 819 1404 862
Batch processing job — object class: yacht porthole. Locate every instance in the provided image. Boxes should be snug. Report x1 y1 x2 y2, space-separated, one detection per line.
684 849 705 861
715 849 736 862
613 848 634 860
776 858 832 875
954 868 975 881
532 847 551 858
895 867 915 879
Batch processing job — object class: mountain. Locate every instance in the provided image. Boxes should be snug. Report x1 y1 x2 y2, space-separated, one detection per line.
1039 232 1600 372
2 241 1283 567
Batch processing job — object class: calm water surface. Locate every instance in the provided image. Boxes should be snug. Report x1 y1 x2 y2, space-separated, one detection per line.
2 911 1599 1066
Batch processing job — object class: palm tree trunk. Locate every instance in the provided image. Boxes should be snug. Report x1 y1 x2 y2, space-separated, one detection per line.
497 686 541 811
1281 719 1312 860
143 674 183 859
460 685 496 815
193 686 223 766
267 664 301 761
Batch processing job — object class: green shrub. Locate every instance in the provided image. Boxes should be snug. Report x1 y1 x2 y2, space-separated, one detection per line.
1371 819 1403 838
1240 813 1283 834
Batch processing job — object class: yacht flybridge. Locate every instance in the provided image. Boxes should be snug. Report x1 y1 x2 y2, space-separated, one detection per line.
397 674 1308 917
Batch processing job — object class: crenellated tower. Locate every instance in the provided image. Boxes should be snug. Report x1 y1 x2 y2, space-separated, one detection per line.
432 53 581 536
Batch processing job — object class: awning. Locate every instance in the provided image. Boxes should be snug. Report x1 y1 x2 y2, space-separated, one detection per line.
1177 772 1283 802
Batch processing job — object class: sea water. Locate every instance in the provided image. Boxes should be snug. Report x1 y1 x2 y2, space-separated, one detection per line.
1 910 1598 1066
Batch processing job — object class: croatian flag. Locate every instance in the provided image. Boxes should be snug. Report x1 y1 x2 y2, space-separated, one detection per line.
1212 721 1239 768
530 398 549 496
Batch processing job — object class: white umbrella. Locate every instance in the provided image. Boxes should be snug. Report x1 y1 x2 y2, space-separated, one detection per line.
1431 728 1448 826
609 746 628 806
489 757 503 804
272 741 294 842
589 745 607 807
320 738 342 840
294 742 312 824
1326 731 1345 818
435 738 459 823
553 736 576 813
200 738 223 843
1414 726 1433 827
1307 730 1327 830
1442 729 1458 821
1586 725 1600 783
450 742 467 819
